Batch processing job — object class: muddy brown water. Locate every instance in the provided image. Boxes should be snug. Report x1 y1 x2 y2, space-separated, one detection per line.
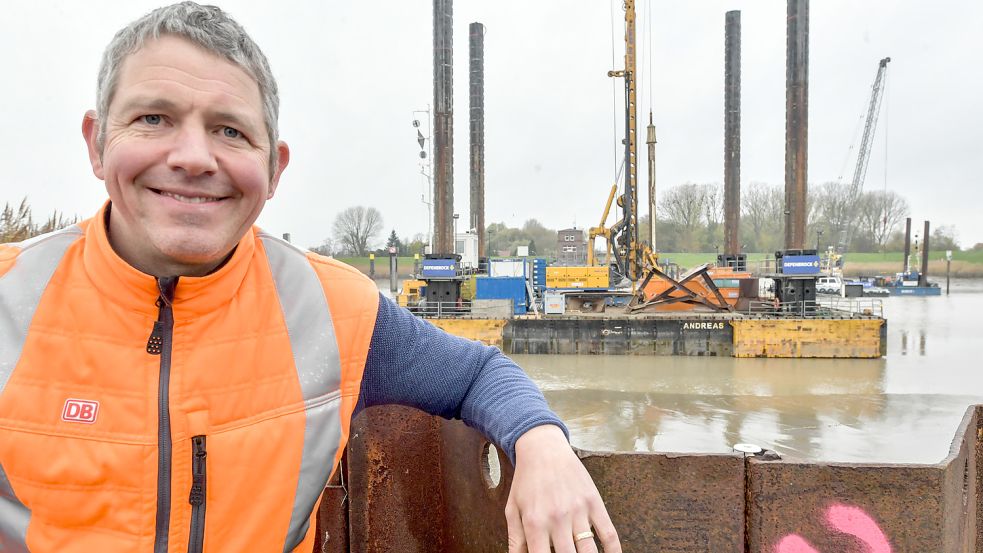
379 278 983 464
516 279 983 464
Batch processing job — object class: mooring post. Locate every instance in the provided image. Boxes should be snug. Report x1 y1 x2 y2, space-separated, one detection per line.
369 252 375 278
389 248 398 294
946 250 951 295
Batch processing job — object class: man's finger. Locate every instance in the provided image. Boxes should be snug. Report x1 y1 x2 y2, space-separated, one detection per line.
589 499 622 553
506 503 528 553
572 522 599 553
521 513 553 553
549 519 577 553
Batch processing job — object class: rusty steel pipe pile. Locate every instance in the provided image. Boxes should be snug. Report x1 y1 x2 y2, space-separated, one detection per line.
784 0 809 250
724 10 742 256
432 0 454 254
469 22 486 259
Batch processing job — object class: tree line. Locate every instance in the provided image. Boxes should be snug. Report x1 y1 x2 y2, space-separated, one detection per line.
648 181 962 254
6 195 977 256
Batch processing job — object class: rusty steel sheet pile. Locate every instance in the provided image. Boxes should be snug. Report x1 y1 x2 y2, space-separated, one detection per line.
316 405 983 552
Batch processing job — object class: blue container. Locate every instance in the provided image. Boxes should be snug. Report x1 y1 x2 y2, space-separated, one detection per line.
532 258 547 289
475 277 527 315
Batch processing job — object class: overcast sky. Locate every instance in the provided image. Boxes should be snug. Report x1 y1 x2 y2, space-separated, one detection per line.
2 1 981 249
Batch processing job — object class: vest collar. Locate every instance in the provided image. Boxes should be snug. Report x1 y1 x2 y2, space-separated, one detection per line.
83 202 257 318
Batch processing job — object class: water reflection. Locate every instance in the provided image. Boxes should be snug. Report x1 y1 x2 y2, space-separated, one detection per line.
900 330 929 356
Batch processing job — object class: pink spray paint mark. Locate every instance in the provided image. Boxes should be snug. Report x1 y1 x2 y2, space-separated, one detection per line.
774 503 892 553
774 535 820 553
825 504 891 553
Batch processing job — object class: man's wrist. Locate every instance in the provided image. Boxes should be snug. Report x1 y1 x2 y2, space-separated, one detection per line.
514 423 569 460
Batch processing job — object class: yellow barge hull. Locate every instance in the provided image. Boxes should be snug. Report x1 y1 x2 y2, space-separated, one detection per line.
427 315 886 359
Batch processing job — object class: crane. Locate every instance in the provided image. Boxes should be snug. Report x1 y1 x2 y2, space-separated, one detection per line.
839 57 891 257
607 0 642 284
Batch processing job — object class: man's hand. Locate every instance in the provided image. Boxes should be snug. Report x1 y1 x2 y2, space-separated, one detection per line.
505 424 622 553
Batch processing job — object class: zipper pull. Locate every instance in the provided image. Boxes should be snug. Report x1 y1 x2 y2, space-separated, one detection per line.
146 321 164 355
189 436 207 506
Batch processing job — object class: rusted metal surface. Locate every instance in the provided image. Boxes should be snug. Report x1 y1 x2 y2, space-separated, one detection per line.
438 414 512 552
324 405 983 552
748 406 980 552
468 22 486 260
942 405 978 552
976 406 983 550
579 452 745 551
784 0 809 250
724 10 741 256
315 467 350 553
433 0 454 254
345 406 446 553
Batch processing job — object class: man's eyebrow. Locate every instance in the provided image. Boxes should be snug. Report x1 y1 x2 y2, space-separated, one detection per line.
210 110 261 133
118 97 180 114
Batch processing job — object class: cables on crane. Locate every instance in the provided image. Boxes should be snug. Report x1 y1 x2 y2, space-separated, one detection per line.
610 0 619 182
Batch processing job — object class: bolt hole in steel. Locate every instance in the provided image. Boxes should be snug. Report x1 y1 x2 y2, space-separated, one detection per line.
481 441 502 489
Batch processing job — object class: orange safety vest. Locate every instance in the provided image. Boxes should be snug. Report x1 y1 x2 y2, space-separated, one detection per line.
0 205 379 552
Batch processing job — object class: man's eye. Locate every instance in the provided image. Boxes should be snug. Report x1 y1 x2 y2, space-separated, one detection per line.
223 127 242 139
142 114 162 125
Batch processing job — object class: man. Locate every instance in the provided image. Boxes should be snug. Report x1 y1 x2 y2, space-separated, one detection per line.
0 3 620 553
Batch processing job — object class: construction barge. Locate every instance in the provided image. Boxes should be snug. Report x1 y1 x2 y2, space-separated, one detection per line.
397 250 886 359
405 0 892 360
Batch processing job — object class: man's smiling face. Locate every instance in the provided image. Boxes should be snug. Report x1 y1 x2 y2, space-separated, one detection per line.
83 34 289 277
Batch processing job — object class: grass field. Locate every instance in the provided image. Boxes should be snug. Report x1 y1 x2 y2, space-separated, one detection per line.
328 251 983 279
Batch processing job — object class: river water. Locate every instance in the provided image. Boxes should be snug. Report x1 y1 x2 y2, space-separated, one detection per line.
513 278 983 464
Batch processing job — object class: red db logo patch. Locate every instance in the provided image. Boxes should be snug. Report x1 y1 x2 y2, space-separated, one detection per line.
62 399 99 424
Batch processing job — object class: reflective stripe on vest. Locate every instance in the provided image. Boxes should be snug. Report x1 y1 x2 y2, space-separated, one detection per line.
259 232 344 552
0 225 83 552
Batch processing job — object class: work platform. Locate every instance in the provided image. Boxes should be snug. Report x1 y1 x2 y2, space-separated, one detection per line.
426 303 886 359
315 404 982 552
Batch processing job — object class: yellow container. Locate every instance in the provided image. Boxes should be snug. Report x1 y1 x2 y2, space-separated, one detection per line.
546 267 609 289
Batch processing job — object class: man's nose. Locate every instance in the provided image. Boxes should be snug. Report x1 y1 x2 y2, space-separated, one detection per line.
167 125 219 176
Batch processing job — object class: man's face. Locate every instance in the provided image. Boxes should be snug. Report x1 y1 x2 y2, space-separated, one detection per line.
83 35 289 277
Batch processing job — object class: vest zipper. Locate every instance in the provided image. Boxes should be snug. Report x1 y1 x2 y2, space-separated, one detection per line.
188 435 207 553
148 277 177 553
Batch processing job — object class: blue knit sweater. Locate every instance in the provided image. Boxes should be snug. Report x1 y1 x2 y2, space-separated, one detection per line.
354 293 568 464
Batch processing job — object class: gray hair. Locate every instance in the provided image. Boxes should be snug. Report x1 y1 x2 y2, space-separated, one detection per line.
96 2 280 175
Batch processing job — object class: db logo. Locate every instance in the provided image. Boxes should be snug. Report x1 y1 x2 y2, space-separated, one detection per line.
62 399 100 424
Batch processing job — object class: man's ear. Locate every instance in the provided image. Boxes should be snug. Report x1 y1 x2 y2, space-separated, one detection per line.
267 141 290 199
82 110 104 180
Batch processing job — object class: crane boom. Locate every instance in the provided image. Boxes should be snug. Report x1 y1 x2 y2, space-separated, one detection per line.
608 0 641 283
849 57 891 200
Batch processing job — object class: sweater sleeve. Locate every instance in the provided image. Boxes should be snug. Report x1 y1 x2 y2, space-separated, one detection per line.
354 293 568 465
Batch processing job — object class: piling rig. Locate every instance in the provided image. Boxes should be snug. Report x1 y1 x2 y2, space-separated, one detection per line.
604 0 645 286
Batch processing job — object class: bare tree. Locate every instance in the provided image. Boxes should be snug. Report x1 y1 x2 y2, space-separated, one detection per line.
699 184 723 227
659 183 707 251
700 183 724 250
810 181 854 249
855 190 909 251
332 206 384 256
740 182 784 252
309 237 337 257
